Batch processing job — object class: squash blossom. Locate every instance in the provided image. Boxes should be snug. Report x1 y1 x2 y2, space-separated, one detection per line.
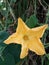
4 18 48 59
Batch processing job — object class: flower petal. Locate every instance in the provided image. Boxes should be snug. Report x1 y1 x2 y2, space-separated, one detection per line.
16 18 29 35
4 33 22 44
31 25 48 38
20 44 28 58
29 37 46 55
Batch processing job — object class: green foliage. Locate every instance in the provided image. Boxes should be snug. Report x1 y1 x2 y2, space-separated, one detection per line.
0 31 9 42
6 44 21 63
46 54 49 60
0 52 15 65
26 14 38 28
0 30 9 55
43 54 49 65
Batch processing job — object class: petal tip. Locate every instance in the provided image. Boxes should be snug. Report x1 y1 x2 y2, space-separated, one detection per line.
4 40 9 44
20 54 27 59
20 54 24 59
20 56 23 59
44 24 48 28
18 17 23 25
43 24 48 29
40 24 48 38
42 50 46 55
39 49 46 56
18 17 22 21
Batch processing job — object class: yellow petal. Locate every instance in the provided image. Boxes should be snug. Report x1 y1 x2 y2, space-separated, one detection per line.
4 33 22 44
29 37 46 55
20 44 28 58
16 18 29 35
31 25 48 38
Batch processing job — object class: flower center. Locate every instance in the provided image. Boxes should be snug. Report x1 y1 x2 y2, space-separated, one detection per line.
23 35 29 41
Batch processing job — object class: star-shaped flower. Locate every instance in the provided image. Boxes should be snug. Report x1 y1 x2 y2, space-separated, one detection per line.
4 18 48 59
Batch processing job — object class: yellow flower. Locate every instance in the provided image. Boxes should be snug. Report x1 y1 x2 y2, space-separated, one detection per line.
4 18 48 59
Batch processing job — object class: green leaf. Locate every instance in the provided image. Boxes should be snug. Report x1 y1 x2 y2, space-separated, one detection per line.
26 14 38 28
5 44 21 63
16 59 25 65
0 43 7 55
0 30 9 55
0 30 9 43
0 52 15 65
46 54 49 60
